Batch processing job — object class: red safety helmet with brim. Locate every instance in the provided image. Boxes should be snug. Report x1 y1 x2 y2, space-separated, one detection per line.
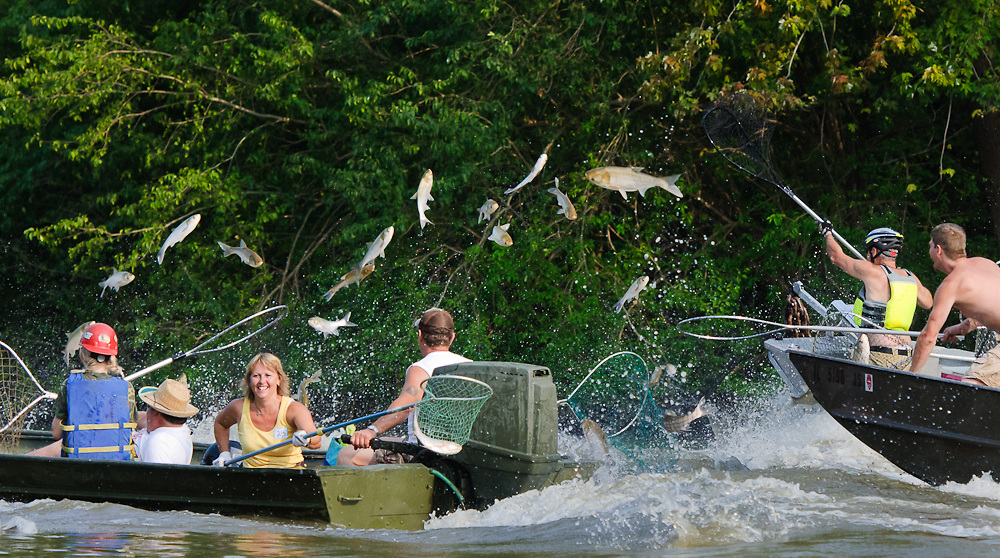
80 322 118 356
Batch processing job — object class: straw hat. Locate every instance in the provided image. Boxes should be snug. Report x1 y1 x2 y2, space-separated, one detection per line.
139 378 199 418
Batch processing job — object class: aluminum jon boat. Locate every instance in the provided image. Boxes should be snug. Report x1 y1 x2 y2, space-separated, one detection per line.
0 361 599 529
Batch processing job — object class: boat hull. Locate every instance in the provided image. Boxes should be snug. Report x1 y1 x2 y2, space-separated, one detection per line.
789 349 1000 486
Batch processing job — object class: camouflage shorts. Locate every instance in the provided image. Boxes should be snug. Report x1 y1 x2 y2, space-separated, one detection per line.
373 449 415 464
967 345 1000 388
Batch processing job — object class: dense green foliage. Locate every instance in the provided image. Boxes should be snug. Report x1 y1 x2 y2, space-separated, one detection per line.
1 0 997 418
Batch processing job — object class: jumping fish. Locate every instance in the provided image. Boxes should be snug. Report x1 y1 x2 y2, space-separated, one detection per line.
355 226 394 281
411 169 434 229
323 264 375 301
662 397 711 432
478 199 499 224
217 239 264 268
64 320 96 367
649 363 677 386
308 313 357 338
613 275 649 313
547 178 577 220
99 269 135 297
156 214 201 265
292 370 322 408
852 334 870 364
504 152 547 195
488 223 513 247
581 418 610 457
585 167 682 199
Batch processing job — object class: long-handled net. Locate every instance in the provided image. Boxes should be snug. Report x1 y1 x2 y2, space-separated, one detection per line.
412 375 494 455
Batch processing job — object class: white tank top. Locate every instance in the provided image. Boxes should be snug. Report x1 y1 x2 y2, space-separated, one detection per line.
407 350 471 444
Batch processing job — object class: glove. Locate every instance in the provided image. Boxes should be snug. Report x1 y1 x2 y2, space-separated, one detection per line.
292 430 310 447
818 220 833 237
212 451 232 467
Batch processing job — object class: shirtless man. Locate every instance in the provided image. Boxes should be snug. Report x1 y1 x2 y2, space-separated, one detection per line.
911 223 1000 386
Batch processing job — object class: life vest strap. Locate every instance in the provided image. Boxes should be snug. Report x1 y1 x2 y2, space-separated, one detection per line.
62 422 137 432
63 443 136 455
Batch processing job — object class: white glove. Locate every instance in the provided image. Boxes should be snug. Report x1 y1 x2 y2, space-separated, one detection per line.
292 430 309 448
212 451 232 467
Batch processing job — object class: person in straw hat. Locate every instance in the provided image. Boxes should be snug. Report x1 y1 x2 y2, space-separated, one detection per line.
132 376 199 465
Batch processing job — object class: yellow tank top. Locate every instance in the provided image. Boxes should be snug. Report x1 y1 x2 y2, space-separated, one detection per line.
237 396 303 468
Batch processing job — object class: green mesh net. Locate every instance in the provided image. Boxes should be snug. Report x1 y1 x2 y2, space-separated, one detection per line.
413 375 493 446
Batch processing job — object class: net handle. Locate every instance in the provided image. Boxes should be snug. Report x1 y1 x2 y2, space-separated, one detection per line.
126 305 288 382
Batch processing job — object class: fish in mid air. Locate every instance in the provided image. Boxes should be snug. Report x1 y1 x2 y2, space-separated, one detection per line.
662 397 712 432
547 178 577 220
580 418 610 457
504 152 548 195
355 226 394 281
217 239 264 268
478 199 499 223
99 269 136 297
585 167 682 199
488 223 513 247
156 214 201 265
308 313 357 338
323 264 375 301
411 169 434 229
292 370 322 408
649 363 677 386
64 320 96 367
613 275 649 313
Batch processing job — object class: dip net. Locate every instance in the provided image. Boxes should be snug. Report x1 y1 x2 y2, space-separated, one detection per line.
0 341 35 451
413 375 493 448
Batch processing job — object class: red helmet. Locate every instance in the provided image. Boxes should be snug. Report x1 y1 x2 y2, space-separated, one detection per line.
80 323 118 356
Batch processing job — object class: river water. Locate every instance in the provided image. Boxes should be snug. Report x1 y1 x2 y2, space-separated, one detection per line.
4 393 1000 557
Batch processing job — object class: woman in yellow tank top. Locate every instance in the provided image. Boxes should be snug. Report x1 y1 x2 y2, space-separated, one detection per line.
212 353 321 467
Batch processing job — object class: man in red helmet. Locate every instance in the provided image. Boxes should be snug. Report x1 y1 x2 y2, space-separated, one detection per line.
49 322 137 460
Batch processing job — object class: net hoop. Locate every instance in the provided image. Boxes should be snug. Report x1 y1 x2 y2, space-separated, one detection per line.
411 374 493 454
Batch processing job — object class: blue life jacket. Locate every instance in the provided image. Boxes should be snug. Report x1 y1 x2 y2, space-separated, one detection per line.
62 372 135 460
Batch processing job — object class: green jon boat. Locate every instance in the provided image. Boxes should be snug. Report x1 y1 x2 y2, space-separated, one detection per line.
0 361 599 529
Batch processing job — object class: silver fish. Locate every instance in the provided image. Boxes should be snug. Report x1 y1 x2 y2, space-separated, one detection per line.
585 167 682 199
662 397 711 432
64 320 96 367
323 264 375 301
99 268 136 297
217 239 264 268
478 199 499 224
504 153 547 195
355 226 394 280
581 418 610 457
156 214 201 265
410 169 434 229
292 370 322 408
613 275 649 313
488 223 513 247
547 179 577 220
308 313 357 338
649 363 677 387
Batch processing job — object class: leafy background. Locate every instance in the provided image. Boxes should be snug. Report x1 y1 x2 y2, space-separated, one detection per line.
1 0 997 425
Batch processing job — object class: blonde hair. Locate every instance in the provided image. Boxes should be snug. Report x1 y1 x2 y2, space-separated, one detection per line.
241 352 291 401
80 348 125 377
931 223 967 260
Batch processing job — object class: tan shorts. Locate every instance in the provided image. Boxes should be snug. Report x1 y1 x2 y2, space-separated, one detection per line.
373 449 415 464
967 345 1000 388
869 349 911 370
